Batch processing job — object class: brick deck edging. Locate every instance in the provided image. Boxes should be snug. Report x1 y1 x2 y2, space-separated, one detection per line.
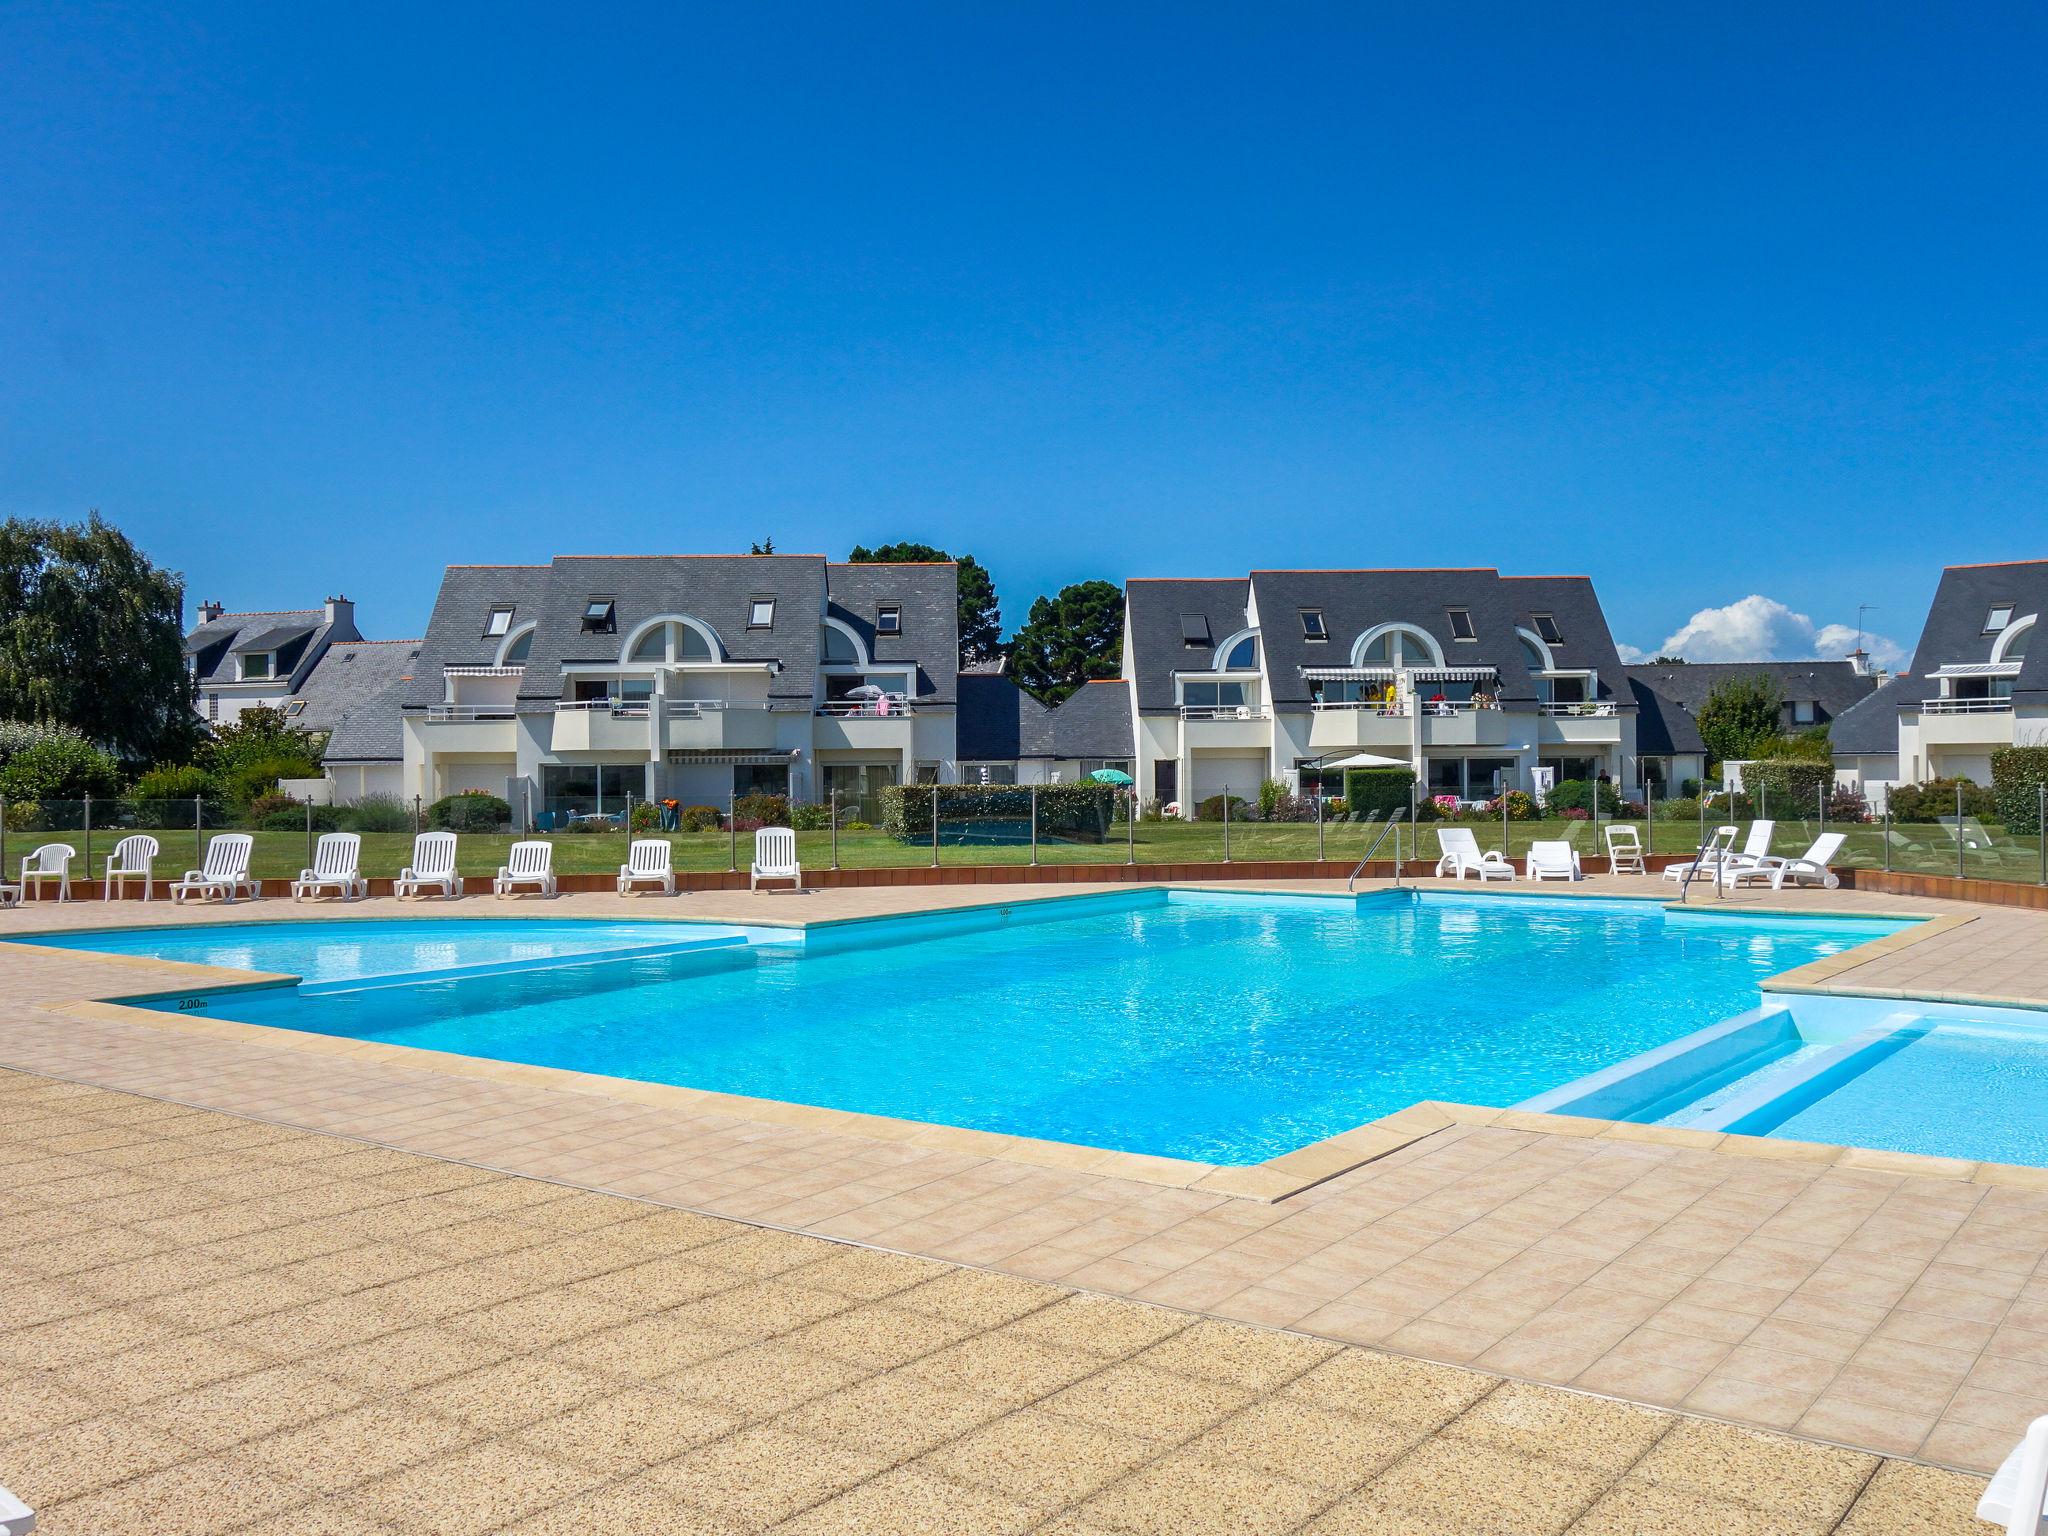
1839 866 2048 909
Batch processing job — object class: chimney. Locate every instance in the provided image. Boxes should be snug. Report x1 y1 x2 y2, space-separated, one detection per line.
324 594 356 633
198 599 224 624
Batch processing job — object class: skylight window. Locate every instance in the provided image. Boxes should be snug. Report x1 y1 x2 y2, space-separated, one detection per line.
485 606 513 637
1986 604 2015 633
1532 613 1564 645
1300 609 1327 640
877 603 902 635
581 600 616 633
1447 607 1477 642
1180 614 1211 647
749 598 776 628
282 699 308 717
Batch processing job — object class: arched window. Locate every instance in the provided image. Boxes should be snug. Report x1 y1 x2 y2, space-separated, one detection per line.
820 624 860 664
2010 625 2032 659
500 627 535 665
623 620 714 665
1993 615 2035 662
1519 635 1546 672
1354 623 1441 668
1222 634 1258 670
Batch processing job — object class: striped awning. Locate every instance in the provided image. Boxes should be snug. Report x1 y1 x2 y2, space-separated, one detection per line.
1408 667 1500 683
1930 662 2021 678
664 749 798 765
1297 665 1396 681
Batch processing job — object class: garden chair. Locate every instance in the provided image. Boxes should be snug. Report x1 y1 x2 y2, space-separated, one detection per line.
102 834 158 900
0 1479 32 1536
618 838 676 896
1524 840 1582 881
1662 826 1735 884
18 843 74 902
1720 820 1777 876
1978 1413 2048 1535
1725 831 1848 890
1433 826 1513 882
1603 824 1646 875
170 834 257 904
292 833 366 902
750 826 802 891
494 839 557 898
394 831 460 899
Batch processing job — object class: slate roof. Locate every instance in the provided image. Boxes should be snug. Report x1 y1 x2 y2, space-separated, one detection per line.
1247 569 1540 708
1124 579 1251 714
299 641 421 763
1501 576 1629 699
1623 662 1876 727
1829 674 1917 758
1628 677 1707 756
404 556 960 712
185 607 347 689
1904 559 2048 704
956 674 1048 760
955 676 1135 761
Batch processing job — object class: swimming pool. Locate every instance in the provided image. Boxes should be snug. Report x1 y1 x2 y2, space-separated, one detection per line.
9 918 768 983
63 890 1905 1166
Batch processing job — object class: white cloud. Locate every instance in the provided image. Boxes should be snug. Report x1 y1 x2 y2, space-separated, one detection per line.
1622 595 1906 670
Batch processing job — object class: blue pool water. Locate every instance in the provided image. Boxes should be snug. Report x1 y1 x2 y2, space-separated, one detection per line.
10 918 752 983
84 891 1903 1165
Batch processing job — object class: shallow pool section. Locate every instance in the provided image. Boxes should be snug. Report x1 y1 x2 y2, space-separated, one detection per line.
1523 992 2048 1167
9 918 765 984
111 890 1902 1165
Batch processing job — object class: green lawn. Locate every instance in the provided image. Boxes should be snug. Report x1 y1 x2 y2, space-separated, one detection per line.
5 815 2042 883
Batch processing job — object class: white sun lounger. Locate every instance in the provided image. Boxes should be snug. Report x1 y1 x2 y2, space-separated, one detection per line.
494 839 557 899
0 1479 33 1535
394 831 460 899
1433 826 1513 882
1662 825 1736 883
1726 830 1848 891
1525 840 1582 881
1979 1414 2048 1536
1603 824 1646 875
169 834 256 904
292 833 366 902
618 838 676 896
102 834 159 900
1720 820 1777 875
750 827 802 892
18 843 74 902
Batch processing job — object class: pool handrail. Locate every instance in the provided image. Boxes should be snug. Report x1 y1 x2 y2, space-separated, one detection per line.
1346 814 1402 893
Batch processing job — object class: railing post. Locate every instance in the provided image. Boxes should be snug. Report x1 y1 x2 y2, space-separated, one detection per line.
413 795 423 834
1222 786 1231 863
196 795 205 867
1126 788 1136 865
305 797 314 870
931 784 940 868
83 794 92 887
1883 808 1892 872
1502 786 1510 864
1029 784 1039 867
830 790 839 871
0 796 7 880
1957 781 1967 881
729 810 738 874
1315 779 1324 864
1818 780 1826 836
2039 784 2046 886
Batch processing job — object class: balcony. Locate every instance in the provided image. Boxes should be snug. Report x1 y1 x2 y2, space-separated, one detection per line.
1536 701 1623 745
414 706 518 753
550 700 652 753
1180 704 1272 750
663 700 779 752
813 700 916 751
1418 701 1512 748
1307 701 1411 751
1918 697 2015 747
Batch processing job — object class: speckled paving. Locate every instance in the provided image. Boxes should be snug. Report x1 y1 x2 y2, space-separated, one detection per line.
0 1069 1990 1534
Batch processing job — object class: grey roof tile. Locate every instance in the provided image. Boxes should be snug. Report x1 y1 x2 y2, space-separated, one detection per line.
299 641 421 762
1903 559 2048 703
1622 661 1877 726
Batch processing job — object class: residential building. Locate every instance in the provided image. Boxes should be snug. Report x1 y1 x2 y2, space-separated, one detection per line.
1122 568 1640 812
183 597 363 725
1831 559 2047 796
398 554 961 818
294 639 420 802
955 670 1136 785
1623 661 1877 740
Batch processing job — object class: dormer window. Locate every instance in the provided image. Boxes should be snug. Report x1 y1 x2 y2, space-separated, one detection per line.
748 598 776 628
581 600 616 633
1180 615 1211 648
1986 604 2015 633
1447 607 1477 642
1532 613 1563 645
1222 635 1258 670
503 630 534 664
240 653 273 681
484 606 514 637
877 604 902 635
1300 609 1327 640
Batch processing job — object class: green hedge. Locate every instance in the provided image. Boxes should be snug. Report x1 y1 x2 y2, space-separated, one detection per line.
1992 747 2048 835
1887 776 1998 824
1343 768 1415 820
880 783 1116 842
1547 778 1620 815
1742 760 1833 807
428 791 510 832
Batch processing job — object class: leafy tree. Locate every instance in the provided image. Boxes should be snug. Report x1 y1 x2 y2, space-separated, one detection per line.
1652 654 1685 664
0 513 198 763
847 542 1002 665
0 731 122 800
1694 672 1783 767
200 706 328 804
748 537 776 554
1009 580 1123 704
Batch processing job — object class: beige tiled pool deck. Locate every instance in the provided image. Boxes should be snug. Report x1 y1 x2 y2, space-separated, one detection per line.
1 875 2041 1530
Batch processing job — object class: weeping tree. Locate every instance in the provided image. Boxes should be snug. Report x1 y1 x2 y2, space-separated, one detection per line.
0 513 198 764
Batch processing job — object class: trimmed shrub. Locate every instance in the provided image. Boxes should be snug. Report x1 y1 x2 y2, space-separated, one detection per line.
220 753 321 808
1257 778 1286 820
1743 760 1833 809
1656 797 1703 823
628 799 661 832
678 804 723 833
1196 794 1250 822
429 791 510 833
1825 787 1871 824
246 792 298 824
132 762 217 801
1485 790 1539 822
260 803 343 832
1992 746 2048 835
345 794 412 833
1546 778 1621 816
731 793 790 831
880 783 1116 842
1887 777 1997 824
0 732 122 802
789 802 831 831
1343 768 1416 820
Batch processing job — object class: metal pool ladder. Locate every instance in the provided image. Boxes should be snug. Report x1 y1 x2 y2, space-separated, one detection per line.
1347 816 1404 894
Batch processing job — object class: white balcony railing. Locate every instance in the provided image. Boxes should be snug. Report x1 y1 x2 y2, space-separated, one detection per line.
1921 697 2014 715
1311 700 1410 716
1180 705 1272 721
666 699 774 717
1415 700 1502 716
817 699 914 718
1538 701 1619 717
424 706 516 722
443 664 525 678
555 699 650 718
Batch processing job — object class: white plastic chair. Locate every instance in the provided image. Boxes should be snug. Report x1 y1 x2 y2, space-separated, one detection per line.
292 833 366 902
170 834 257 904
618 838 675 896
1980 1414 2048 1536
1603 824 1646 875
18 843 74 902
1720 820 1777 875
1662 825 1736 883
1525 840 1582 881
494 839 557 899
750 826 802 891
102 834 159 900
0 1478 32 1536
394 831 460 899
1433 826 1513 882
1728 831 1848 891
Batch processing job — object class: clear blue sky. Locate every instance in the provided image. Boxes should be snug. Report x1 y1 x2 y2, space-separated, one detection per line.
5 3 2045 667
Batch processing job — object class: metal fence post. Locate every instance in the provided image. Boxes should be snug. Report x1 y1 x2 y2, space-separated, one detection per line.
931 784 940 868
1315 781 1324 864
830 790 839 871
83 794 92 887
196 795 205 867
1883 808 1892 873
0 797 7 880
1222 786 1231 863
1029 784 1039 867
413 795 423 835
1957 781 1966 881
1502 788 1510 863
2040 784 2047 887
729 811 738 874
1818 780 1826 836
1126 789 1136 865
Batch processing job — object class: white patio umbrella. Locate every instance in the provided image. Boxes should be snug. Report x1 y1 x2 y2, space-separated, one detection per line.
845 684 886 699
1320 752 1413 770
